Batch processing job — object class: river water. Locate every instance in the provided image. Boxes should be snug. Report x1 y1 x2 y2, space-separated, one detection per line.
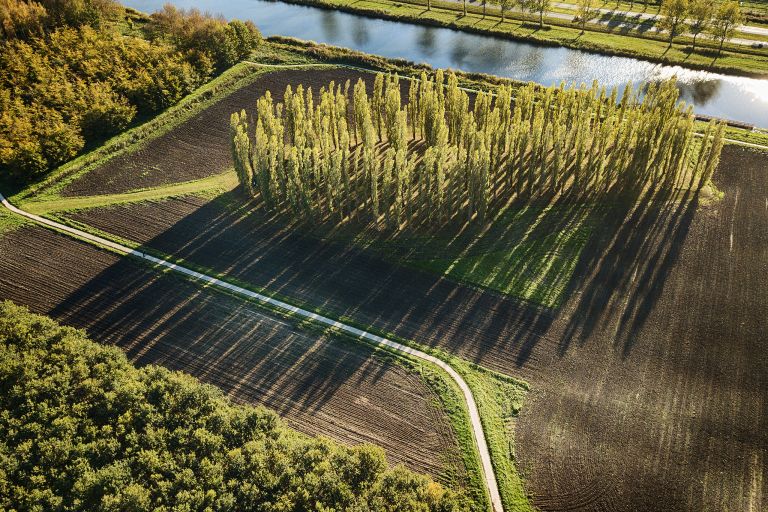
124 0 768 127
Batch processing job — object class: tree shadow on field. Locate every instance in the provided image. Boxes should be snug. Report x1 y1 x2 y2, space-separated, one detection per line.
62 172 698 375
557 185 698 357
45 243 404 422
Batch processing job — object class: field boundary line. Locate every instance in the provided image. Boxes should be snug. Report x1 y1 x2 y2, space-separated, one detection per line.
0 191 504 512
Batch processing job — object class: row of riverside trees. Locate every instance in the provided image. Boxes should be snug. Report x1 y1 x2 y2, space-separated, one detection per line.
657 0 743 52
0 300 465 511
231 70 724 229
443 0 742 49
0 0 260 182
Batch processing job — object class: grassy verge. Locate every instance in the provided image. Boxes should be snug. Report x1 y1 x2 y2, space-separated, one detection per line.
0 210 27 237
393 358 490 510
13 63 271 203
447 358 533 512
280 0 768 77
724 128 768 147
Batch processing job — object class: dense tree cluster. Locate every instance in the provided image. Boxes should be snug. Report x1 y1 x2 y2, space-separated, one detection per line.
231 71 724 229
0 301 463 512
0 0 260 182
147 5 260 75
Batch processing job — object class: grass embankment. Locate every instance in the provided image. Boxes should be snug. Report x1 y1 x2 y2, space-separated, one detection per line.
280 0 768 77
0 210 27 237
21 172 238 215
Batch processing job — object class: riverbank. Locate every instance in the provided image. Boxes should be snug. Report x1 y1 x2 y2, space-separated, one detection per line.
279 0 768 78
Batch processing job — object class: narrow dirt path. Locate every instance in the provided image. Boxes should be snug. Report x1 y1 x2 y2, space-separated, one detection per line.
0 192 504 512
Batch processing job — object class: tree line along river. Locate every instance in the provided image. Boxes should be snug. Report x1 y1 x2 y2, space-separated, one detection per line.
125 0 768 127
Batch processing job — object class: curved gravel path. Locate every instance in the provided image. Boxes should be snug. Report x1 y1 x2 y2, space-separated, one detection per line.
0 191 504 512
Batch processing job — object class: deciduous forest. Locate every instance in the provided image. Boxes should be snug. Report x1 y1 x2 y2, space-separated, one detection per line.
0 301 464 511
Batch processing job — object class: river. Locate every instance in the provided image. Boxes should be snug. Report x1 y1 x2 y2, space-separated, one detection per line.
124 0 768 127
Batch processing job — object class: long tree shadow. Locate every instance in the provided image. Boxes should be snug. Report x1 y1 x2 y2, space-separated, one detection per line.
46 253 397 417
557 184 698 356
0 207 475 480
64 174 699 374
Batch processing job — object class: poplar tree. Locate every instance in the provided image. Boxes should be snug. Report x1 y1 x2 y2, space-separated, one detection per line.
232 72 724 230
710 1 743 55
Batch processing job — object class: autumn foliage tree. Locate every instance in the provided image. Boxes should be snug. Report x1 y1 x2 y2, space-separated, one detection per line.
232 71 724 230
0 301 464 511
0 0 260 182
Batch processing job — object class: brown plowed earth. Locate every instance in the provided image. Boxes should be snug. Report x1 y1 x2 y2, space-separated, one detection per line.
68 145 768 511
0 226 465 482
61 68 396 197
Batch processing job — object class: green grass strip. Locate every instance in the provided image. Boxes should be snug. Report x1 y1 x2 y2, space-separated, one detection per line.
20 171 238 215
0 210 28 237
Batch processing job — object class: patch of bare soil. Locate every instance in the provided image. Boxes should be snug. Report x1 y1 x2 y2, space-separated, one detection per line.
0 226 465 484
67 145 768 511
62 68 391 197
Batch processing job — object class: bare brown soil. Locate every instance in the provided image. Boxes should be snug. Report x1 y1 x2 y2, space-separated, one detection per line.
0 226 466 483
62 68 394 197
67 145 768 511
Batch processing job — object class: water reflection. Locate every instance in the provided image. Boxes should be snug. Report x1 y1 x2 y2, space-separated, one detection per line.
678 79 722 105
416 27 437 57
351 17 369 46
321 10 340 40
122 0 768 127
449 34 471 66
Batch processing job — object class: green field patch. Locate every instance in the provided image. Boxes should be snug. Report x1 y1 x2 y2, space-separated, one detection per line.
314 203 594 309
408 207 592 308
0 210 28 237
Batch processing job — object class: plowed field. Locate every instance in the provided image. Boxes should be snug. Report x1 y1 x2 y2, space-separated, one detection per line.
66 144 768 511
0 225 465 483
61 68 405 197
